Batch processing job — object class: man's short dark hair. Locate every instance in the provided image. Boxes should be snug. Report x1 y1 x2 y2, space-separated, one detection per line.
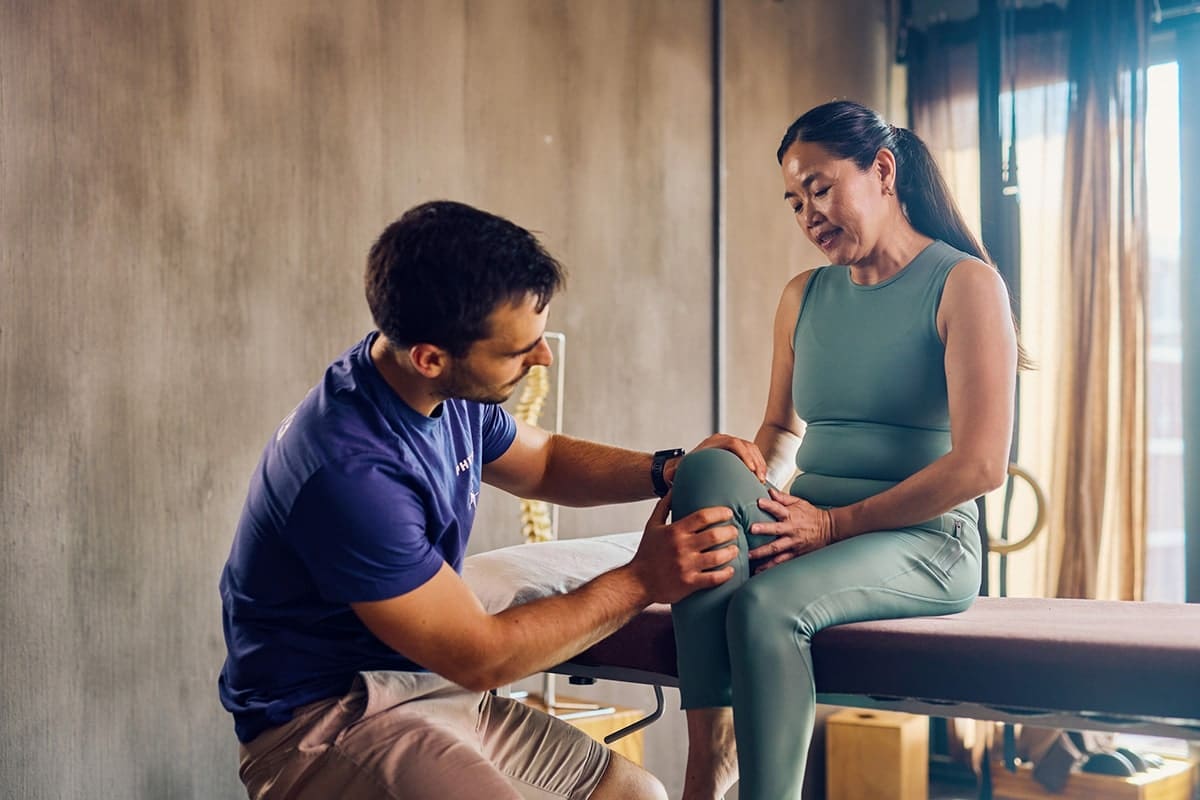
365 201 565 357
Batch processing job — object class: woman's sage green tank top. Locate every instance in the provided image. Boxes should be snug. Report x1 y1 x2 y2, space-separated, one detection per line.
789 239 976 515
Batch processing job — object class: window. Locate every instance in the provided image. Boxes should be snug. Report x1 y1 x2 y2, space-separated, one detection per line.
1144 60 1185 602
912 25 1191 600
980 66 1184 600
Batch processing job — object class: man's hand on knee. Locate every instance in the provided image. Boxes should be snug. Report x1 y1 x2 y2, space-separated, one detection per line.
673 434 767 486
629 494 738 604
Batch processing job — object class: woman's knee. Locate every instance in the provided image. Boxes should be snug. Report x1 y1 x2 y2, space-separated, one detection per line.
672 449 765 516
675 448 747 485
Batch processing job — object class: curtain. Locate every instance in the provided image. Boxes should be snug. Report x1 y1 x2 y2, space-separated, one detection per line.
907 25 982 235
909 19 1067 600
1049 0 1149 600
907 2 1149 602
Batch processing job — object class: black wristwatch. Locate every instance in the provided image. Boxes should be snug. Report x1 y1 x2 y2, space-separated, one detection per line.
651 448 686 497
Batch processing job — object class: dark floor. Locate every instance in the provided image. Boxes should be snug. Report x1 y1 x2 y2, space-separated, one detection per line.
929 783 977 800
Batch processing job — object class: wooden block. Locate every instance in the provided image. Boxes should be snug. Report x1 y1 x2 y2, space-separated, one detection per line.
518 693 647 766
826 709 928 800
991 755 1197 800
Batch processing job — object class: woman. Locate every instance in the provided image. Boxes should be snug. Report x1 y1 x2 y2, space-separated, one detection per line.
670 100 1021 800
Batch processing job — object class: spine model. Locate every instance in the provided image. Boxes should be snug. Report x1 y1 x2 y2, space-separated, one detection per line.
513 365 553 543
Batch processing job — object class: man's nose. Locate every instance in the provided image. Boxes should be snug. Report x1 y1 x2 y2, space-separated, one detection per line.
530 338 553 368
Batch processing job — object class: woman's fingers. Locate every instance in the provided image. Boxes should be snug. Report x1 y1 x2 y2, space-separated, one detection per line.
767 486 800 505
749 518 793 536
754 552 797 574
748 536 790 560
755 498 790 521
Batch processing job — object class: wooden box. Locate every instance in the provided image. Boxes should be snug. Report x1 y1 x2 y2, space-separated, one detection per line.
826 709 928 800
991 755 1197 800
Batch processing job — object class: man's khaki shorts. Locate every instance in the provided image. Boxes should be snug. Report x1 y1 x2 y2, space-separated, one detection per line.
238 671 610 800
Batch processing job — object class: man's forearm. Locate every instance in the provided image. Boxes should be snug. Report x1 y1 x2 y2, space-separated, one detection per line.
358 496 737 692
528 435 662 506
466 500 737 688
469 564 651 689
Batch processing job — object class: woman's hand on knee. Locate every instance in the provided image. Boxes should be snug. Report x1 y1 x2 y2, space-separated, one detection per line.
747 488 835 572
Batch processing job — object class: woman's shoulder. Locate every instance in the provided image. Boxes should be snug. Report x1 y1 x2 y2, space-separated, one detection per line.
937 251 1011 329
944 256 1007 296
928 239 988 271
779 266 825 308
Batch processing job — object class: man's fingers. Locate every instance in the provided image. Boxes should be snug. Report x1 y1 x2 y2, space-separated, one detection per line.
648 490 673 526
696 546 737 571
692 524 738 551
690 434 768 482
739 442 768 482
675 505 734 531
691 565 736 588
691 525 734 551
749 443 767 478
752 448 768 480
731 441 766 481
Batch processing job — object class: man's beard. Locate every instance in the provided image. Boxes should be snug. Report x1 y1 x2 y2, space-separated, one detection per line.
437 362 527 405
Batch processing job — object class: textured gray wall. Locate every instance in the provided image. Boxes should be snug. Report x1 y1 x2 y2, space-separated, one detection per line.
0 1 886 797
723 0 897 440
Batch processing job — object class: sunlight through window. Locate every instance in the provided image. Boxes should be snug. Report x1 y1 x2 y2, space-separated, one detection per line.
1144 60 1184 602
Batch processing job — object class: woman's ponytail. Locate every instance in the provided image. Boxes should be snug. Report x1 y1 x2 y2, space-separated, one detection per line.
890 127 989 264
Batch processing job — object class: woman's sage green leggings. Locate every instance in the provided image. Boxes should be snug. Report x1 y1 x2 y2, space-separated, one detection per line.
670 449 982 800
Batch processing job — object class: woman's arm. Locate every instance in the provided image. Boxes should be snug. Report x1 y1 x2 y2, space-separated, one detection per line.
832 259 1016 536
755 271 813 488
750 259 1017 568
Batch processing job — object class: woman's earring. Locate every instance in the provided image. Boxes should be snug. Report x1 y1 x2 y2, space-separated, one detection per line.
883 185 895 196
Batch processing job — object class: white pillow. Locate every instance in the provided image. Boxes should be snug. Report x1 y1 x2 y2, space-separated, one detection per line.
462 532 642 613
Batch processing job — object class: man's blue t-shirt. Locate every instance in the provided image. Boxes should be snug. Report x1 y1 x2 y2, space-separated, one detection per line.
218 332 517 743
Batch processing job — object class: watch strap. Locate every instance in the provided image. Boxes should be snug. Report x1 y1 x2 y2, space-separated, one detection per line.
651 448 686 497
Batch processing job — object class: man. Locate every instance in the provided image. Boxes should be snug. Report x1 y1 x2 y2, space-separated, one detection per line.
219 200 766 799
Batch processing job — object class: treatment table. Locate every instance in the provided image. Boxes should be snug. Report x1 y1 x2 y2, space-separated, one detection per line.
464 532 1200 744
550 597 1200 744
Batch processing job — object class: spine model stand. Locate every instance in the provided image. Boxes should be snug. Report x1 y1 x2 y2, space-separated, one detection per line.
510 336 589 712
513 364 554 543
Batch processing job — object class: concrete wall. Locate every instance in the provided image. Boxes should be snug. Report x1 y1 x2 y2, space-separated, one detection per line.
0 1 888 797
723 0 899 439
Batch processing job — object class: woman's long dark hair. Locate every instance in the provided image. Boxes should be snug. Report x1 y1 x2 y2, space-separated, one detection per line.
777 100 986 262
777 100 1032 369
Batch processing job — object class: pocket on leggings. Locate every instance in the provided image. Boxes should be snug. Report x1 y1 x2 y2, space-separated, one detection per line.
927 531 966 577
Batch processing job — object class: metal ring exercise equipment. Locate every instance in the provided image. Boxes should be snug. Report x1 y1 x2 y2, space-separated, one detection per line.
987 462 1048 555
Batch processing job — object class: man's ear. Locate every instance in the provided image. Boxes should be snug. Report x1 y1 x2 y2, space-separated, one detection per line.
408 343 450 379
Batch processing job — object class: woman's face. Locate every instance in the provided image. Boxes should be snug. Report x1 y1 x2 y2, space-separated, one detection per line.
780 140 889 266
